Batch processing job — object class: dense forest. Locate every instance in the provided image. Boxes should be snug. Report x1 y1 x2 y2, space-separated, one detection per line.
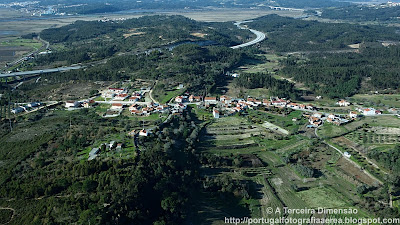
279 44 400 98
369 145 400 173
249 14 400 52
234 72 298 99
34 15 253 66
0 104 257 224
322 5 400 22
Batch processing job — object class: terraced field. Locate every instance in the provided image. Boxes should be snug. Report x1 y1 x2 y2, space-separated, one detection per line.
198 116 380 223
200 116 272 154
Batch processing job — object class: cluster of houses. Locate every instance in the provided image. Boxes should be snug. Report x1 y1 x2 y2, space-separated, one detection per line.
357 107 382 116
128 102 170 116
174 94 313 118
11 102 42 114
101 87 145 102
88 140 123 161
65 100 97 109
304 112 352 127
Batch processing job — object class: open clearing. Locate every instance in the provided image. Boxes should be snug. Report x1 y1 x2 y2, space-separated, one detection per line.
262 121 289 135
298 187 349 208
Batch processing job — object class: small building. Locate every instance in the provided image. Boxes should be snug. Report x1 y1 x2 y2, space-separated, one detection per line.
116 143 122 151
312 113 323 119
388 108 398 114
111 103 123 110
271 97 287 107
27 102 41 108
189 95 202 102
363 108 376 116
11 107 25 114
204 97 218 105
108 88 125 93
129 96 140 102
263 99 271 106
175 96 184 103
344 152 351 158
213 109 220 119
337 100 351 107
65 101 80 108
220 95 232 104
109 141 116 149
88 148 100 161
83 100 96 108
139 129 149 136
114 93 129 100
349 111 358 119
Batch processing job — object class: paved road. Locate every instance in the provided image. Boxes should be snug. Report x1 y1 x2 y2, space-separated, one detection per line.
231 21 266 49
0 66 83 78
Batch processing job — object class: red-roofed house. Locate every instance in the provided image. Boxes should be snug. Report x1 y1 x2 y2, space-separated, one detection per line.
213 109 220 118
204 97 217 105
189 95 202 102
111 103 123 109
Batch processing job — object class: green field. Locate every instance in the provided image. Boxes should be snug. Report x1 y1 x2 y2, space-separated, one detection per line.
298 186 349 208
318 122 350 138
237 54 285 74
0 38 42 49
351 94 400 108
157 88 185 104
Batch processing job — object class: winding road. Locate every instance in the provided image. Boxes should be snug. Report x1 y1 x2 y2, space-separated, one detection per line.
231 21 266 49
1 21 265 79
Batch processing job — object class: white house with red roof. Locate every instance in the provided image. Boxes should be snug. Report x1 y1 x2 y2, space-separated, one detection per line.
213 109 220 118
175 96 184 103
349 111 358 119
363 108 377 116
111 103 123 110
220 95 232 104
114 93 129 100
139 129 149 136
263 99 271 106
189 95 202 102
204 97 218 105
337 99 351 107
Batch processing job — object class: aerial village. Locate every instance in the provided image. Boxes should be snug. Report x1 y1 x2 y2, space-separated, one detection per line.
11 80 397 161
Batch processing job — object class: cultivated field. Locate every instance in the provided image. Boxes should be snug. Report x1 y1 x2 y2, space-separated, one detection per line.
197 115 374 223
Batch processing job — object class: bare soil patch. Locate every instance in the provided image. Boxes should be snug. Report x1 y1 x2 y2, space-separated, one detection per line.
336 157 377 186
191 32 207 38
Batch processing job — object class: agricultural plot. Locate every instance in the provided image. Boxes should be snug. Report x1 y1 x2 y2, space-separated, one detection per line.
345 129 400 146
351 94 400 108
248 110 306 134
199 115 378 222
201 117 267 154
297 186 349 208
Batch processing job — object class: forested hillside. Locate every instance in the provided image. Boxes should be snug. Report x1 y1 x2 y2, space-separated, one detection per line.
280 44 400 98
322 5 400 22
35 15 253 66
250 14 400 52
